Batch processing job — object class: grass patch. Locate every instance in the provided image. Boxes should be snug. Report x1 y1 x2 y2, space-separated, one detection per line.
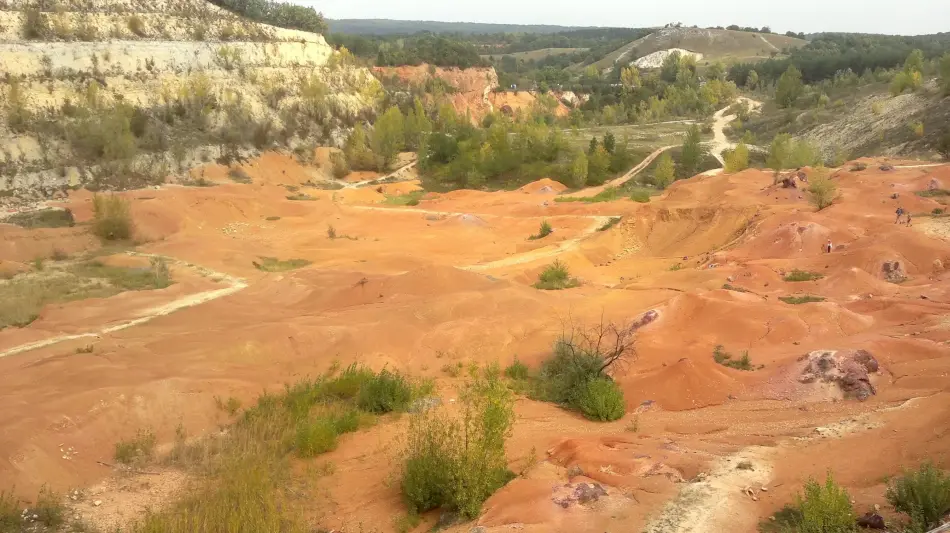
555 187 621 204
133 366 421 532
0 258 173 329
0 486 65 532
253 257 312 272
722 283 750 293
265 216 280 221
886 461 950 530
92 194 133 241
784 270 824 282
227 168 253 184
356 369 413 414
2 209 75 229
917 189 950 198
528 220 553 241
401 371 515 519
780 295 826 305
713 345 755 371
286 193 318 201
597 217 622 232
533 260 580 290
384 191 425 206
114 429 157 465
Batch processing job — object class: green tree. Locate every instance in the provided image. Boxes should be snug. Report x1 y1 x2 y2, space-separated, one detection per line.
937 130 950 160
808 169 838 211
680 124 703 177
344 124 376 171
707 61 727 81
746 70 759 90
767 133 792 172
775 65 804 108
569 151 588 189
654 151 675 189
587 146 611 185
724 142 749 173
939 52 950 95
371 106 405 171
603 132 616 154
620 66 641 91
403 98 431 151
904 49 924 76
588 137 599 155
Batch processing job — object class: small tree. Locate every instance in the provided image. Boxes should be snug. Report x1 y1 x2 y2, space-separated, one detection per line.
603 132 616 154
886 462 950 530
807 169 838 211
938 130 950 160
724 142 750 173
767 133 792 173
92 194 133 241
795 474 856 533
775 65 804 108
680 124 703 177
587 146 611 185
746 69 759 90
570 151 588 189
371 106 405 171
654 151 675 189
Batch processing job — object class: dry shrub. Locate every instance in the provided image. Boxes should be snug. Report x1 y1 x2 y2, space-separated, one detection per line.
92 194 133 241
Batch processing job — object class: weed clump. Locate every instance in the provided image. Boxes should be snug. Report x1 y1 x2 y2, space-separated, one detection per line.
286 193 318 201
92 194 133 241
529 220 553 240
886 462 950 530
574 377 625 422
401 372 515 519
357 369 412 414
807 170 838 211
533 260 580 290
784 270 824 282
713 345 755 371
796 474 857 533
503 358 530 380
114 429 157 465
254 257 311 272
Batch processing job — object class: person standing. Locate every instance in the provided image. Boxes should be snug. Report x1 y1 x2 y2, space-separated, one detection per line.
825 239 833 254
896 207 905 224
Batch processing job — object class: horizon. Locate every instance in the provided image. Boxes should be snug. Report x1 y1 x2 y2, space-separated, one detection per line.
310 0 949 36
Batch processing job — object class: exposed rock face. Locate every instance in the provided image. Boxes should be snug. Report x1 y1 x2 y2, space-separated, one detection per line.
881 261 907 283
799 350 879 400
552 482 608 508
857 512 886 529
928 177 943 190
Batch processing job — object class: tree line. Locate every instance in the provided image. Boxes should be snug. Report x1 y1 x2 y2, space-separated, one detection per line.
206 0 328 34
327 34 487 69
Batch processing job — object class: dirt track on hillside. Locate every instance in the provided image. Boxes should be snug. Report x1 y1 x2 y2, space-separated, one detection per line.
2 155 950 533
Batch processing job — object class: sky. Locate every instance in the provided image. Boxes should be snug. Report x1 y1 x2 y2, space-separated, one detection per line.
309 0 949 36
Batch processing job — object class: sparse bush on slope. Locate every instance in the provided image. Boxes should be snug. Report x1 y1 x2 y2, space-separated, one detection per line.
796 474 857 533
92 194 133 241
886 462 950 530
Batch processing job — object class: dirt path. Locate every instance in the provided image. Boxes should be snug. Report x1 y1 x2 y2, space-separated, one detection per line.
569 145 676 198
343 160 418 189
0 254 247 359
758 34 781 53
709 97 763 164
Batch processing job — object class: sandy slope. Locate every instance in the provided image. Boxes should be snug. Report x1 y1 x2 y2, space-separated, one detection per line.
2 155 950 532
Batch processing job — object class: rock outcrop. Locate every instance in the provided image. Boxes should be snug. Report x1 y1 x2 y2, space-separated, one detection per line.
799 349 879 400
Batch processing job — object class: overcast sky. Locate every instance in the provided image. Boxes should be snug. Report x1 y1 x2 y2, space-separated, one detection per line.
311 0 948 36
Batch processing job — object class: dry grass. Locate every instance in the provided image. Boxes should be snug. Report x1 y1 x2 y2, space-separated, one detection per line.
253 257 312 272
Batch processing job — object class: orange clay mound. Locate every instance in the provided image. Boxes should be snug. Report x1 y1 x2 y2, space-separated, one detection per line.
2 152 950 533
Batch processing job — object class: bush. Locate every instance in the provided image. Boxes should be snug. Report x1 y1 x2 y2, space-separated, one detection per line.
629 189 651 203
127 15 147 37
92 194 134 241
331 151 351 179
533 260 580 290
401 373 514 519
808 171 838 211
295 418 339 457
795 474 857 533
780 295 826 305
114 429 157 465
724 142 750 173
504 358 530 380
574 378 625 421
228 167 253 184
357 369 412 414
3 208 75 229
713 345 755 371
886 462 950 530
529 220 553 240
937 130 950 161
22 8 49 39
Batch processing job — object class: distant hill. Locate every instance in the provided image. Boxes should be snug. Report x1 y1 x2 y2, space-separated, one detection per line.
583 27 808 71
328 19 587 35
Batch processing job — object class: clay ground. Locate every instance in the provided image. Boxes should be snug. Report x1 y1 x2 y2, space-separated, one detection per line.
2 156 950 532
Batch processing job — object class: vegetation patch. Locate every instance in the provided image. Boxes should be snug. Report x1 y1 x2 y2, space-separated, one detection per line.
917 189 950 198
598 217 622 231
780 295 826 305
555 187 621 204
227 168 253 184
760 474 855 533
784 270 824 282
0 258 173 329
2 209 75 229
533 260 580 290
92 194 134 241
384 191 425 206
0 486 64 532
286 193 318 201
253 257 312 272
503 358 530 381
886 462 950 531
629 188 652 203
722 283 750 293
713 345 756 371
528 220 553 240
114 429 157 465
401 371 515 520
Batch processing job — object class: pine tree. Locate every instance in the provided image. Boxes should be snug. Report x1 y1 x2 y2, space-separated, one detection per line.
775 65 804 108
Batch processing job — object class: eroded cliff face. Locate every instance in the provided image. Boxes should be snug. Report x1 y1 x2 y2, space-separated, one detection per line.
0 0 381 198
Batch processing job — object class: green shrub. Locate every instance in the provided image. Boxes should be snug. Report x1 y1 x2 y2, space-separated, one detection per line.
722 283 750 293
286 193 317 201
92 194 134 241
795 474 857 533
575 378 625 421
401 373 515 519
32 486 64 528
504 358 530 380
357 369 412 414
22 8 49 39
0 489 19 530
784 270 824 282
713 345 755 371
529 220 553 240
253 257 311 272
886 462 950 530
331 151 351 179
533 260 580 290
808 171 838 211
917 189 950 198
295 418 339 457
629 189 651 203
228 168 252 184
114 429 157 465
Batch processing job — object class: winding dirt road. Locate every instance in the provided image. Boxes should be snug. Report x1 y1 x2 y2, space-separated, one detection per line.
709 97 763 164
